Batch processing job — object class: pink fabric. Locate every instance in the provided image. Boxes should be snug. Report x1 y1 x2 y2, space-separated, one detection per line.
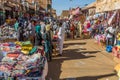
83 29 89 33
112 47 120 58
87 23 90 29
72 7 80 15
3 43 9 46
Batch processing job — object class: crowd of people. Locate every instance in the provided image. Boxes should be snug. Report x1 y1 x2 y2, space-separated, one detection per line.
0 14 68 62
2 13 120 62
77 16 120 50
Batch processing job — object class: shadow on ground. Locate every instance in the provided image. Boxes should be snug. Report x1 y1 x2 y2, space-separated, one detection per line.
62 73 116 80
46 41 115 80
64 42 86 48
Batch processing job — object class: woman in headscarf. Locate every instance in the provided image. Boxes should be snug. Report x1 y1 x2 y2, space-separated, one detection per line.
43 22 52 61
35 21 43 46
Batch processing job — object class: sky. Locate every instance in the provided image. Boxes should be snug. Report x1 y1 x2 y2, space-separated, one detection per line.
52 0 95 16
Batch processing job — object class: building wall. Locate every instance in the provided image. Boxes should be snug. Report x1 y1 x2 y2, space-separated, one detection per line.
40 0 52 10
61 10 69 18
96 0 120 13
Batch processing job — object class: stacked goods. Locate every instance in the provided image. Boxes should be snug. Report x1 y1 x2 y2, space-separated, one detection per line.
0 41 47 80
113 36 120 79
94 34 106 45
112 46 120 58
0 26 17 42
112 32 120 58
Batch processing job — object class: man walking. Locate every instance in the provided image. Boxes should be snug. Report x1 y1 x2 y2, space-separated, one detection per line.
58 22 65 56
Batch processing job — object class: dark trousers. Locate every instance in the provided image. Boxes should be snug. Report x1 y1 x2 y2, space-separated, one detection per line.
106 38 114 46
45 51 52 61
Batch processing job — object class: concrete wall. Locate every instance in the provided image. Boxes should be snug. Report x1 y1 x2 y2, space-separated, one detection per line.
96 0 120 13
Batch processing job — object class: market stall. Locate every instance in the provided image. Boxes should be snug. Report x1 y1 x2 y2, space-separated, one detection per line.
0 41 48 80
0 25 17 43
112 31 120 80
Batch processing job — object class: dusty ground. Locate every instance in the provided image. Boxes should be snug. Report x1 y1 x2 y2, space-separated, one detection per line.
46 39 118 80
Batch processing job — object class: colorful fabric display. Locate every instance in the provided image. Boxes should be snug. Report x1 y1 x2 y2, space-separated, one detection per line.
29 47 37 55
2 57 17 65
21 46 32 55
0 26 17 40
3 47 11 52
26 53 40 64
3 43 9 46
7 53 20 59
94 34 106 44
12 70 25 77
15 41 22 46
21 41 32 46
15 45 21 50
9 42 16 47
0 41 47 78
0 51 8 57
15 64 24 70
20 41 33 55
112 46 120 58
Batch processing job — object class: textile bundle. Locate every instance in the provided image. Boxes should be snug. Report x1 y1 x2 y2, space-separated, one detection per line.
0 41 47 79
0 26 17 41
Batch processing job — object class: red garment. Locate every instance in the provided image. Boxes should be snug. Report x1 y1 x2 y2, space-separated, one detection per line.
70 24 75 31
87 23 90 29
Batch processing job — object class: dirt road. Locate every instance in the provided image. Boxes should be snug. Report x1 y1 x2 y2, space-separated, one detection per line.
47 39 118 80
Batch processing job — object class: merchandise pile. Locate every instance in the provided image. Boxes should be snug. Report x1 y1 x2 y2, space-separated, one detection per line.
0 41 47 80
94 34 106 45
113 40 120 79
0 25 17 41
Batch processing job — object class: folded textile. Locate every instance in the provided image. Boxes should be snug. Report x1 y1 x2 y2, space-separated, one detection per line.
21 41 32 46
2 57 17 65
12 70 25 77
7 53 20 59
9 42 16 47
29 47 37 55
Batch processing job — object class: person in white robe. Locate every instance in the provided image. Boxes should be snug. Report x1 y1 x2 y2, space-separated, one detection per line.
57 22 65 56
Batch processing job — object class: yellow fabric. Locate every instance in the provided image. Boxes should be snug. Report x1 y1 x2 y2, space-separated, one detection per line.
117 33 120 40
22 47 32 51
15 41 22 46
94 20 97 24
114 64 120 72
22 44 33 47
21 46 32 55
46 24 51 31
21 50 29 55
6 19 11 24
117 70 120 77
116 46 120 49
